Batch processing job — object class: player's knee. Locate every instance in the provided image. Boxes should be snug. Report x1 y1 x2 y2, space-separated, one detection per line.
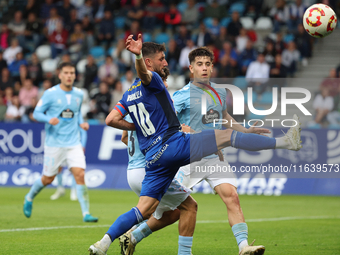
179 196 197 213
41 175 55 185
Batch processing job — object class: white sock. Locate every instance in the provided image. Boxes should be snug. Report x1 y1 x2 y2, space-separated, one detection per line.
130 232 137 244
239 240 248 251
100 234 112 252
275 137 289 149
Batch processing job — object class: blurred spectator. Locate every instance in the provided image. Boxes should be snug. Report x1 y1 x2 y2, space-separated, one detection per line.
269 0 289 32
287 0 307 32
227 11 243 41
87 82 111 119
38 79 52 99
0 96 7 121
195 23 212 47
69 23 85 55
78 0 93 20
3 38 22 65
238 40 257 74
93 0 109 24
270 54 287 89
97 10 115 50
312 86 334 125
8 52 28 78
126 0 145 27
40 0 56 21
82 16 95 53
57 0 75 24
181 0 199 30
98 55 119 88
218 41 239 78
327 88 340 126
124 21 141 41
246 52 270 95
0 24 10 50
0 51 8 73
28 53 43 86
166 39 181 74
122 70 135 92
208 18 221 38
25 13 43 49
70 0 84 8
262 0 276 14
294 23 312 66
44 7 62 36
263 41 276 65
5 95 25 122
144 0 166 32
112 39 133 74
23 0 40 19
111 80 124 109
274 33 286 54
164 3 182 33
214 27 230 50
204 0 226 20
19 79 38 108
49 22 69 59
65 9 80 33
236 28 249 53
179 39 197 73
8 11 26 48
0 68 14 93
84 55 98 91
245 0 263 21
281 41 300 77
175 25 191 51
207 42 220 64
3 87 14 105
18 65 30 86
22 97 38 123
320 68 340 97
13 81 22 94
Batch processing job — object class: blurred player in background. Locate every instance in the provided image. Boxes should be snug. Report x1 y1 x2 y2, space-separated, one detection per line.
23 62 98 223
50 127 87 201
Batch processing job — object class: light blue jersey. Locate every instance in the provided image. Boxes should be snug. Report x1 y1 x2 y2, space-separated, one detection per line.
173 82 227 158
125 115 145 170
33 84 84 147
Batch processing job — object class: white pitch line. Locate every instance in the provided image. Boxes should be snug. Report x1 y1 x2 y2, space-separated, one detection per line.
1 216 339 233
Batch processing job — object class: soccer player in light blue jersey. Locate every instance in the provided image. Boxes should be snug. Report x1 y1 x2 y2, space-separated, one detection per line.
88 35 302 255
23 62 98 223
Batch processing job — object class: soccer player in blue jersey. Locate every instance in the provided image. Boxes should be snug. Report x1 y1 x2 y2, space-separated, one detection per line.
23 62 98 223
88 34 301 255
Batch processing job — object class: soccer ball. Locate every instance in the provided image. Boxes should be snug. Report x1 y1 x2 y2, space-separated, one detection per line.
303 3 337 38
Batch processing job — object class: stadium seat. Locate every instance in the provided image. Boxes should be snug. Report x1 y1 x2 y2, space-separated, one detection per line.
41 58 58 73
258 91 273 104
174 75 186 89
154 33 170 44
233 76 247 90
307 123 321 129
143 33 152 42
114 17 126 29
166 74 175 89
203 17 214 28
107 47 116 56
328 124 340 129
220 17 231 27
255 17 273 31
76 58 88 74
89 46 105 60
177 2 188 14
240 17 255 30
229 2 246 15
284 34 295 43
36 45 52 61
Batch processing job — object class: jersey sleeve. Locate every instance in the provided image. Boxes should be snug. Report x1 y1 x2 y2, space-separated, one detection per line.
114 100 128 117
222 89 227 111
33 91 53 123
172 89 188 114
145 71 166 92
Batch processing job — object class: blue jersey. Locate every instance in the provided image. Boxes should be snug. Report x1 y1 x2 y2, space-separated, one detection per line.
115 72 180 155
33 84 84 147
125 115 145 170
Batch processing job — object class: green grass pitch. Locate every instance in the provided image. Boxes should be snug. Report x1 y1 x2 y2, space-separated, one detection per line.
0 187 339 254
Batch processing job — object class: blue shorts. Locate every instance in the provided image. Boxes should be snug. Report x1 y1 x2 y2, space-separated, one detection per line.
140 130 217 201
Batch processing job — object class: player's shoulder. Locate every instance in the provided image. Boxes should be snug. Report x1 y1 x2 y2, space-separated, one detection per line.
173 83 191 98
72 87 84 96
211 82 227 96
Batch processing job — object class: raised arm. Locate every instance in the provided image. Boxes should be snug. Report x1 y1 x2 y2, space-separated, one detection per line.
126 33 153 85
106 108 135 130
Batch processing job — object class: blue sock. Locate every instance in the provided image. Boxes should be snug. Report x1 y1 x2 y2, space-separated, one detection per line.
232 223 248 247
131 222 152 243
106 207 143 242
230 131 276 151
178 236 193 255
56 173 63 187
76 184 89 216
27 178 45 201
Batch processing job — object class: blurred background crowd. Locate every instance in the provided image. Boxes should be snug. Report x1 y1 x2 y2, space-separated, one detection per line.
0 0 339 127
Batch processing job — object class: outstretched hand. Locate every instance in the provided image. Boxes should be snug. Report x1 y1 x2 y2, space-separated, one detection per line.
126 33 142 55
246 121 271 135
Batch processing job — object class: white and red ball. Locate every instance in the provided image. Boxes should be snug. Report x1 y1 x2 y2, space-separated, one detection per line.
303 3 337 38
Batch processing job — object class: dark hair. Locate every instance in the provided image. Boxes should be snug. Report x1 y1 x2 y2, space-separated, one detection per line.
188 47 214 64
142 42 166 58
58 62 75 71
160 66 170 80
